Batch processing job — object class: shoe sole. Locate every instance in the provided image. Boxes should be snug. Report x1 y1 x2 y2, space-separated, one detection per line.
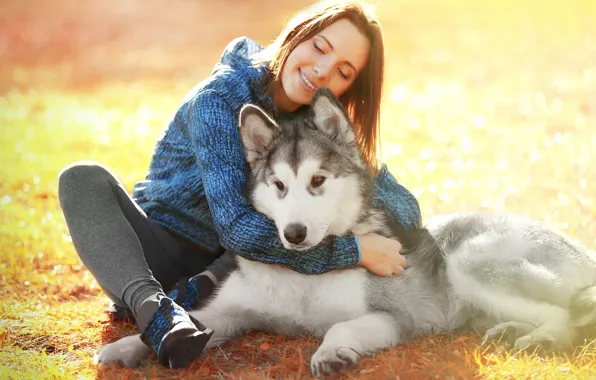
167 327 214 369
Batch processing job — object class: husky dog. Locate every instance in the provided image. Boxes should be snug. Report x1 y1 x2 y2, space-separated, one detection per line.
96 87 596 377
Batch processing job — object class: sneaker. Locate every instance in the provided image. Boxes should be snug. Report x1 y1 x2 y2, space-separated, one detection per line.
140 296 213 369
167 275 215 311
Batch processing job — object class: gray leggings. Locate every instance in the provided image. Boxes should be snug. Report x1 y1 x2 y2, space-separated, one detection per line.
58 162 231 315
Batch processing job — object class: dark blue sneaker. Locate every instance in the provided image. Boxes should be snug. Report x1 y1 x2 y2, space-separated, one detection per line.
140 296 213 369
167 275 215 311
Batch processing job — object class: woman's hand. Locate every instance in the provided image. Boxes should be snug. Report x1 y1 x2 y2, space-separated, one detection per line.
356 233 406 276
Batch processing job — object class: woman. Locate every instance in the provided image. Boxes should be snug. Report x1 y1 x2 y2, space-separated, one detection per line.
58 0 421 369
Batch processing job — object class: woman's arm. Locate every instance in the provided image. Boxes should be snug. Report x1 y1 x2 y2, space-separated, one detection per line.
372 164 422 231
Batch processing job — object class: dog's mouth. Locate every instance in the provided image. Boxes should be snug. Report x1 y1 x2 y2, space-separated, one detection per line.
283 241 313 251
279 224 330 251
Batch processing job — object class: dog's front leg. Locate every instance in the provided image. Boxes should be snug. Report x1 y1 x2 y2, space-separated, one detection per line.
310 312 400 377
93 306 250 369
94 333 150 368
189 271 258 349
94 271 255 368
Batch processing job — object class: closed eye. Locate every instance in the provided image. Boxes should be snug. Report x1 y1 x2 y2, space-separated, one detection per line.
313 41 324 54
338 69 350 80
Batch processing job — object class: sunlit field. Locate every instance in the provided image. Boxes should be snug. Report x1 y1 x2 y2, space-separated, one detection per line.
1 0 596 378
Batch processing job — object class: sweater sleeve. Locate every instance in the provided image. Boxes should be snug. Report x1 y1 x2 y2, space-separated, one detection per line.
186 89 361 275
371 164 422 230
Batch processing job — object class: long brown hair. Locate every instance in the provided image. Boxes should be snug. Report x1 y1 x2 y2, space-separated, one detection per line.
259 1 384 172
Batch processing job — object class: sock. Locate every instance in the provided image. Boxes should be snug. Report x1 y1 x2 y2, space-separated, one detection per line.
136 293 164 332
203 251 237 283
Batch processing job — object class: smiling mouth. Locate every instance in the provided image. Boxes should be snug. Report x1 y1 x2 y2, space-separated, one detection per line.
299 69 316 91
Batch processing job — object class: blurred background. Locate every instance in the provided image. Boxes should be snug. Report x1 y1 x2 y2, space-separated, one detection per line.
1 0 595 254
3 0 595 93
1 1 596 377
2 0 595 211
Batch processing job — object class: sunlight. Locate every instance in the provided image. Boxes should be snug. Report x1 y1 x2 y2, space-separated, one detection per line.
1 0 595 378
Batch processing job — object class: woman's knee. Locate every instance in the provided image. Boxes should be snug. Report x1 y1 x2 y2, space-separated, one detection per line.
58 161 115 203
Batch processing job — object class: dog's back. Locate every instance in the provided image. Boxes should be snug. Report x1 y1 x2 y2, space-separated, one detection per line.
237 87 596 345
94 87 596 376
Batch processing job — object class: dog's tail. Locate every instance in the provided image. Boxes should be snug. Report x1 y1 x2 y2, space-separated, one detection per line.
570 284 596 327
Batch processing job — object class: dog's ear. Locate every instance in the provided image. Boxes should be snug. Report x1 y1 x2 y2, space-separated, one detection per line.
311 87 356 145
239 104 280 164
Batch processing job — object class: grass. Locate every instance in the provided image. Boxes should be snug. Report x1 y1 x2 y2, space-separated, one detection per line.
1 0 596 378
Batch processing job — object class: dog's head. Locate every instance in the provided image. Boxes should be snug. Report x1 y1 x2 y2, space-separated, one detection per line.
238 87 371 250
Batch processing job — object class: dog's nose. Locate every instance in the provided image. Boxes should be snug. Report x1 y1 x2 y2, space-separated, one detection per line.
284 224 307 245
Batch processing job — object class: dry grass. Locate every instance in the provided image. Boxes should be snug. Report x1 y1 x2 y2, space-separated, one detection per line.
1 0 596 378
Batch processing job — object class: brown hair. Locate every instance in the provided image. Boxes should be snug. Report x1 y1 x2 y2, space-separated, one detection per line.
259 1 384 172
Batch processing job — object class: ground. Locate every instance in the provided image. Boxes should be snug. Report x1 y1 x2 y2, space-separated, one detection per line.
1 0 596 378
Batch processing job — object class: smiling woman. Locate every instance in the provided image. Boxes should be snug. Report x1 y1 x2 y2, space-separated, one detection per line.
261 3 385 170
57 0 421 371
274 19 371 110
3 0 594 377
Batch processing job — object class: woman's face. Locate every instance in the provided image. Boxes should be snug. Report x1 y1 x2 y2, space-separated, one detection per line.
277 18 370 112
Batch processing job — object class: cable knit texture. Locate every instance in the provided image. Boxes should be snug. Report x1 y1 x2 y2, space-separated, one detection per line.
132 37 421 275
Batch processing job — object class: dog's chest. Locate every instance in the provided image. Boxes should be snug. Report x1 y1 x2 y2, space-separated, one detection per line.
233 259 369 335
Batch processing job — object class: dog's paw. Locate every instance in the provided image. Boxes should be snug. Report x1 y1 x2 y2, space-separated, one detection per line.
481 321 535 348
513 332 555 354
310 346 361 378
93 334 151 368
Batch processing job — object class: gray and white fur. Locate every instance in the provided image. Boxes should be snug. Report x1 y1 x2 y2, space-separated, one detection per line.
95 87 596 377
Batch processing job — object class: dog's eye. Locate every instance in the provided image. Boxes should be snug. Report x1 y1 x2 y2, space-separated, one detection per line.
311 175 326 188
273 180 285 191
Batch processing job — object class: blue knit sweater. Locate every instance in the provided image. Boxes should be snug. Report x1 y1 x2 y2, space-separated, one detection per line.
132 37 421 275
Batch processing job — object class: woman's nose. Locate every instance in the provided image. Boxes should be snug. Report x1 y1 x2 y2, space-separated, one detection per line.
313 62 331 82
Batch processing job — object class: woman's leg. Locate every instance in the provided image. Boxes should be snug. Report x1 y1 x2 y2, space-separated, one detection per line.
58 162 174 320
58 162 210 368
